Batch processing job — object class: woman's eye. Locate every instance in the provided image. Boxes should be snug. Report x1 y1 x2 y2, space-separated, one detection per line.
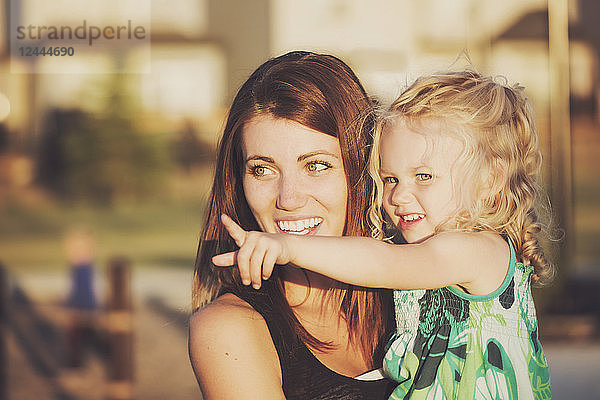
416 173 432 182
382 176 398 184
250 165 274 177
307 161 330 173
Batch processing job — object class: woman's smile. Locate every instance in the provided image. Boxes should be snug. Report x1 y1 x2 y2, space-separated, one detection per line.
276 217 324 235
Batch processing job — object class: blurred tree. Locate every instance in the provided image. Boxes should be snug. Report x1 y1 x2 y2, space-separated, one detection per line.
0 124 9 153
36 108 170 205
36 75 170 205
171 120 214 173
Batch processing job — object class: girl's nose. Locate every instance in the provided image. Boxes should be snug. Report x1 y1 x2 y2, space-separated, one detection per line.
276 173 307 211
389 182 412 206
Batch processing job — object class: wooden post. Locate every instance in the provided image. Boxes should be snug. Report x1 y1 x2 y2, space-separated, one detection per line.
106 257 134 400
548 0 573 297
0 263 8 400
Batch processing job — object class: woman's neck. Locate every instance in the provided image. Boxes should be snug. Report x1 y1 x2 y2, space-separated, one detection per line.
280 266 371 374
280 267 343 324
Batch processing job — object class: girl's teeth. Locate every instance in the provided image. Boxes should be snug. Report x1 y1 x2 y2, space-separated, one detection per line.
402 214 424 222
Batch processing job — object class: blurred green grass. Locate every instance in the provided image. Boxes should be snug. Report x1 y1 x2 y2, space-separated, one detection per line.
0 200 205 272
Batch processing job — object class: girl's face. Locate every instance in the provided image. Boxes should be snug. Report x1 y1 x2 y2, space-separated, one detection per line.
380 118 465 243
241 115 348 237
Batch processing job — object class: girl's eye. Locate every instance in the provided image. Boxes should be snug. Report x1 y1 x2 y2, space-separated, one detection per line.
382 176 398 184
307 161 331 173
250 165 274 177
416 173 432 182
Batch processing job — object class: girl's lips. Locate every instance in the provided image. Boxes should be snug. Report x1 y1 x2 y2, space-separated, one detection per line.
397 213 425 231
398 218 421 231
276 217 323 235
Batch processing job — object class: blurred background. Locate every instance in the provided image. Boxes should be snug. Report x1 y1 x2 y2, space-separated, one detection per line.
0 0 599 399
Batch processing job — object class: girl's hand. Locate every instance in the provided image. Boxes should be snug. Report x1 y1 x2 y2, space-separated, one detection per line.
212 214 292 289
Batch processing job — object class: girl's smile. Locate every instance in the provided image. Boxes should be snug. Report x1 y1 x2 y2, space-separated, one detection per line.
397 213 426 230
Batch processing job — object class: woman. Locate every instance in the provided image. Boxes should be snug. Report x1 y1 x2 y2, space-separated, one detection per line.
189 51 395 399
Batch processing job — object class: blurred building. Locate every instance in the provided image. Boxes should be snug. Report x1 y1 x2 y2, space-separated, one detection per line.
0 0 598 276
0 0 598 139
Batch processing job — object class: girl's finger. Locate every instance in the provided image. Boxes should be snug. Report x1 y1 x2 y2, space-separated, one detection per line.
211 252 236 267
248 242 268 290
262 248 278 280
236 237 254 286
221 214 248 247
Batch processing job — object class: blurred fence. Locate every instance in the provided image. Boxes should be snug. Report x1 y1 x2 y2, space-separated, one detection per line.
0 259 134 400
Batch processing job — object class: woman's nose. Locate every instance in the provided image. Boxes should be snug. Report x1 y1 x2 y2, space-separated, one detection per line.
276 173 307 210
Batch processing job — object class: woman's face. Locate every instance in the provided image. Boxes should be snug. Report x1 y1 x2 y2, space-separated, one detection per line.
241 115 348 237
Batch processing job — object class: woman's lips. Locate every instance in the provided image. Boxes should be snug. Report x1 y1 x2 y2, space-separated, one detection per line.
276 217 323 235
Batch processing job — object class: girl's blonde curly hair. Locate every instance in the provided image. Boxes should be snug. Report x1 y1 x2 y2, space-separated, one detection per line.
368 70 555 286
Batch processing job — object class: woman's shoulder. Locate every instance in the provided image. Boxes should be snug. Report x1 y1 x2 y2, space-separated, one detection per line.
189 293 284 398
189 292 273 349
191 292 260 321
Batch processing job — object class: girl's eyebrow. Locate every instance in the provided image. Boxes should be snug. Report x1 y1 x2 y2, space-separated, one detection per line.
379 165 433 175
246 155 274 163
298 151 340 162
415 164 434 170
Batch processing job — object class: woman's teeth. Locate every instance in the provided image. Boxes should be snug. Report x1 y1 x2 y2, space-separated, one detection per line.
277 217 323 234
401 214 424 222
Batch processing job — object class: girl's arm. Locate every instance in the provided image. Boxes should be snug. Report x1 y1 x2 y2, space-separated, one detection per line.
189 294 286 399
213 215 509 294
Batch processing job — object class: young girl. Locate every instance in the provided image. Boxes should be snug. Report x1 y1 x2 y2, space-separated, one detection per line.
213 70 553 399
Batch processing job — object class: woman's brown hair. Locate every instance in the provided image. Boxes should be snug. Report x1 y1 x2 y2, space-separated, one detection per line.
192 51 393 366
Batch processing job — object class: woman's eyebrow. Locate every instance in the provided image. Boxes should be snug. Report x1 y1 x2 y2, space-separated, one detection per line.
298 151 339 162
246 155 274 163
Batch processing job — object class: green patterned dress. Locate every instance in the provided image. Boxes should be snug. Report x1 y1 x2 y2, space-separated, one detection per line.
383 240 551 399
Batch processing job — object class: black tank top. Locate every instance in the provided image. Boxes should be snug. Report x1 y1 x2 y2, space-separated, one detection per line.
228 286 396 400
